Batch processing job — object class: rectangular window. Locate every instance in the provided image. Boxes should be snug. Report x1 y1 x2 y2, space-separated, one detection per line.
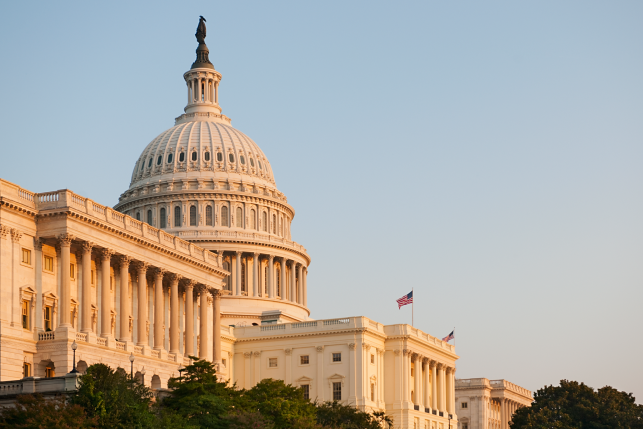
462 402 468 409
70 263 75 279
22 248 31 265
269 358 278 368
44 255 54 272
371 354 375 364
333 382 342 401
332 353 341 362
301 384 310 400
300 355 309 365
44 306 52 331
91 269 95 285
23 362 31 378
21 300 29 330
45 367 55 378
371 383 375 401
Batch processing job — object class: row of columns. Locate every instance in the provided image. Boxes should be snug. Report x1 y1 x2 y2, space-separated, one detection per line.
500 398 522 429
188 76 219 105
226 251 307 306
56 234 223 363
402 350 455 416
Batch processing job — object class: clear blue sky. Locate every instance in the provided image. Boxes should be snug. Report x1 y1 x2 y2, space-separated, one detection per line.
1 1 641 400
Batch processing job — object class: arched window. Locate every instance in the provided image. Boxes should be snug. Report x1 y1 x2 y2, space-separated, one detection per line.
191 151 197 162
205 206 213 226
204 151 210 161
217 152 223 162
258 160 263 169
250 209 256 230
221 206 229 227
189 206 197 226
160 208 166 228
264 265 269 295
174 206 181 227
147 210 153 226
229 153 235 163
262 212 268 232
236 207 243 227
276 265 281 297
167 153 173 163
240 155 246 165
156 155 162 166
136 212 141 221
280 216 283 236
179 152 185 162
147 158 152 168
223 260 231 291
249 158 255 167
272 214 276 234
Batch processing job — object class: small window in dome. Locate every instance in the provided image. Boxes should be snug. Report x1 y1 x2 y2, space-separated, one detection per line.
258 160 263 169
229 153 235 163
250 158 255 167
240 156 246 165
148 158 152 168
167 153 173 163
179 152 185 162
157 156 162 166
204 152 210 161
217 152 223 162
191 151 197 162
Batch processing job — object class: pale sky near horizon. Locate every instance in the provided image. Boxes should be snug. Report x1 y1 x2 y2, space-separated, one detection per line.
1 1 641 401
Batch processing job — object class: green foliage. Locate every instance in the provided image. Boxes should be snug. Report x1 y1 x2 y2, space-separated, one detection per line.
315 400 393 429
510 379 643 429
0 393 97 429
72 363 156 429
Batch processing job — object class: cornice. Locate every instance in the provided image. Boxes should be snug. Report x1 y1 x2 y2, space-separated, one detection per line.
0 199 38 218
231 326 392 344
384 334 459 359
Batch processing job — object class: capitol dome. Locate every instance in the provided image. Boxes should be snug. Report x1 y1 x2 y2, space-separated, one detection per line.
114 31 310 325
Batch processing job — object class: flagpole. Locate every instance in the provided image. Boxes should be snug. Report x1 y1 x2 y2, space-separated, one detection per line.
412 288 414 327
453 327 456 347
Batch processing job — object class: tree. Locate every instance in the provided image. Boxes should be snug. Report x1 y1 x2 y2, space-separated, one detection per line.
0 393 97 429
510 379 643 429
315 401 393 429
72 363 156 429
241 379 318 428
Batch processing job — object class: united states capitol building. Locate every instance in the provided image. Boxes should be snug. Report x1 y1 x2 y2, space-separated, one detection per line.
0 22 531 429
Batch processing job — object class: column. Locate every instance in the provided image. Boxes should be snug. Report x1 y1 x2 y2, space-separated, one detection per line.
402 350 410 404
414 354 421 407
184 280 195 356
81 242 93 333
153 268 165 350
289 261 296 302
303 267 308 306
431 361 438 410
446 367 453 414
316 346 325 400
199 286 209 359
169 273 181 354
438 364 446 413
235 251 242 295
278 258 285 299
212 288 222 363
57 234 74 328
136 262 149 347
252 253 259 297
119 256 132 341
284 348 292 385
267 255 274 298
297 264 303 305
501 399 506 429
99 248 114 338
423 359 430 410
348 343 356 402
215 81 219 104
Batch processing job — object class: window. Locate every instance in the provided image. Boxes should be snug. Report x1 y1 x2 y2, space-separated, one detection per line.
221 206 229 226
216 152 223 162
160 208 166 228
147 209 153 225
23 362 31 378
21 300 29 330
44 306 52 331
269 358 278 368
332 353 341 362
301 384 310 400
371 383 375 401
205 206 213 226
191 151 197 161
156 155 162 165
250 158 255 167
22 248 31 265
461 402 468 409
174 206 181 227
204 151 210 161
280 216 283 235
136 212 141 221
44 255 54 272
272 214 276 234
250 209 256 229
258 160 263 169
236 207 243 227
45 366 55 378
147 157 152 167
91 269 95 285
411 363 415 377
179 152 185 162
463 425 468 429
262 212 267 232
240 155 245 165
300 355 309 365
333 382 342 401
371 354 375 364
190 206 197 226
70 263 75 279
167 153 173 163
229 153 235 163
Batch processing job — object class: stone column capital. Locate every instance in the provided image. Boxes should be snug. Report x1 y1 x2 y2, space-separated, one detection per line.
437 363 445 370
243 352 252 358
134 261 149 272
316 346 324 353
34 237 45 249
56 233 73 246
118 255 133 268
152 267 166 279
99 248 115 260
253 351 261 357
0 225 10 240
168 273 183 283
182 279 196 290
210 288 223 299
284 348 292 356
81 241 95 253
348 343 356 350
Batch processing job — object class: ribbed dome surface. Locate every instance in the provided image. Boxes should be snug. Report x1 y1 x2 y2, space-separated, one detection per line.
128 121 276 190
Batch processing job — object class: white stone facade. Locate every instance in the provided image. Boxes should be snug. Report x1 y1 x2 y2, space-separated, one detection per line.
455 378 532 429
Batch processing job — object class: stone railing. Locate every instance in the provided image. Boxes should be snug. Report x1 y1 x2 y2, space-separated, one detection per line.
38 332 55 341
490 380 532 398
96 337 107 347
76 332 88 342
0 374 81 398
0 179 221 270
177 230 308 257
134 346 143 355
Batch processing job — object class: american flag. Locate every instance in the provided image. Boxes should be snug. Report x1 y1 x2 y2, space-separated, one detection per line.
442 330 455 342
396 291 413 309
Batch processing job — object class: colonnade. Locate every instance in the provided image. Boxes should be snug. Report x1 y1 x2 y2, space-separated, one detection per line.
500 398 523 429
402 350 455 416
223 251 307 306
56 234 223 363
187 75 219 105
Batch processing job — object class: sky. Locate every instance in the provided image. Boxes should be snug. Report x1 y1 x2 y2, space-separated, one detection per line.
1 1 641 401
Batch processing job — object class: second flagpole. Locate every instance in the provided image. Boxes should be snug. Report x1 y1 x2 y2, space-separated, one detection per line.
412 287 414 326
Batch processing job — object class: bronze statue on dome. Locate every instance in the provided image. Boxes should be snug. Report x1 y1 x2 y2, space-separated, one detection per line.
196 16 207 44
